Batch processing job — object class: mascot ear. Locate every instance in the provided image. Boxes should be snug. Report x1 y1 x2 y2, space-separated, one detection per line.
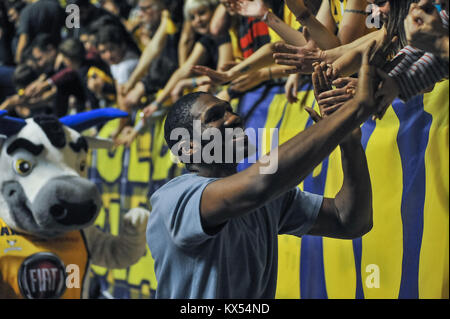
0 111 27 137
60 108 128 132
84 136 115 150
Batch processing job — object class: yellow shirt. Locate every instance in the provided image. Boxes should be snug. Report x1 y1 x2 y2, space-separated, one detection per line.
0 218 89 299
330 0 348 28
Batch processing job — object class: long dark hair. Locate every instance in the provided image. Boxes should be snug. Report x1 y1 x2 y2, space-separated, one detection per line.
385 0 420 55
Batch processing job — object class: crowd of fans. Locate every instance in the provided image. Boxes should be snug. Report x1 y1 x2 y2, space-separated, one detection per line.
0 0 448 146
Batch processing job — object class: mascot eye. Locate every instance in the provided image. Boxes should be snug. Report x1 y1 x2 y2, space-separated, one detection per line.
14 159 33 176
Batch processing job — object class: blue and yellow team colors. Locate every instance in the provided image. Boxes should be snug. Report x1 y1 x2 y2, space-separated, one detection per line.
87 79 448 299
86 0 448 299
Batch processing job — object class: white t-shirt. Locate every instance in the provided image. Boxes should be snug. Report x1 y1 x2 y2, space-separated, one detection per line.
110 51 139 85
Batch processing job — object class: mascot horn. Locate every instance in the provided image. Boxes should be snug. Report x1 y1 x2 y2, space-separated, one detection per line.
0 109 150 299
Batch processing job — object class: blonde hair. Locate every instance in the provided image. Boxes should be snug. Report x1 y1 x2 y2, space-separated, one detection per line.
183 0 218 20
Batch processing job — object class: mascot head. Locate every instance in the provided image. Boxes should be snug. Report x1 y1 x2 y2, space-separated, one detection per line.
0 109 127 238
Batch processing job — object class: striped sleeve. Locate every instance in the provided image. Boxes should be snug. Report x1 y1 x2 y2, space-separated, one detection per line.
440 9 448 29
386 9 449 101
389 46 424 78
389 47 449 101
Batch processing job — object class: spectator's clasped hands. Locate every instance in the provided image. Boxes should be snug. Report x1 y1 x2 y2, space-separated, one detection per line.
309 41 394 122
312 62 357 117
306 63 362 143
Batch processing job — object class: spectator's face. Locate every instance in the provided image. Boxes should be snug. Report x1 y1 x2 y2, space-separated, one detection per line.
80 34 96 52
97 42 126 65
87 74 105 98
7 8 20 25
367 0 391 22
138 0 162 31
32 46 57 73
189 5 213 35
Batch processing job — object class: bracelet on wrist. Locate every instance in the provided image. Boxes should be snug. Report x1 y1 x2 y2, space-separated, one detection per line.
192 77 197 88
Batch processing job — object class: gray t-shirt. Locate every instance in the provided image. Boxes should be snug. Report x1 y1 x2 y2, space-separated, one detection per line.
147 173 323 299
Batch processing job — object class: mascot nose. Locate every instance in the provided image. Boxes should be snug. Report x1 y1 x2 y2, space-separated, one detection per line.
32 175 101 227
49 200 98 225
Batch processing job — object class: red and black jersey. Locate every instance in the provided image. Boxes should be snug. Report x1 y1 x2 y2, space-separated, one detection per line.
238 17 271 59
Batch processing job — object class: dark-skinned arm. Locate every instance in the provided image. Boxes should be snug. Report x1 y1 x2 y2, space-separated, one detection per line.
307 130 373 239
201 44 380 238
304 62 372 239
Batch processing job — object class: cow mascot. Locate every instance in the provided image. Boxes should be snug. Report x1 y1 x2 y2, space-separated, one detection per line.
0 109 149 299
